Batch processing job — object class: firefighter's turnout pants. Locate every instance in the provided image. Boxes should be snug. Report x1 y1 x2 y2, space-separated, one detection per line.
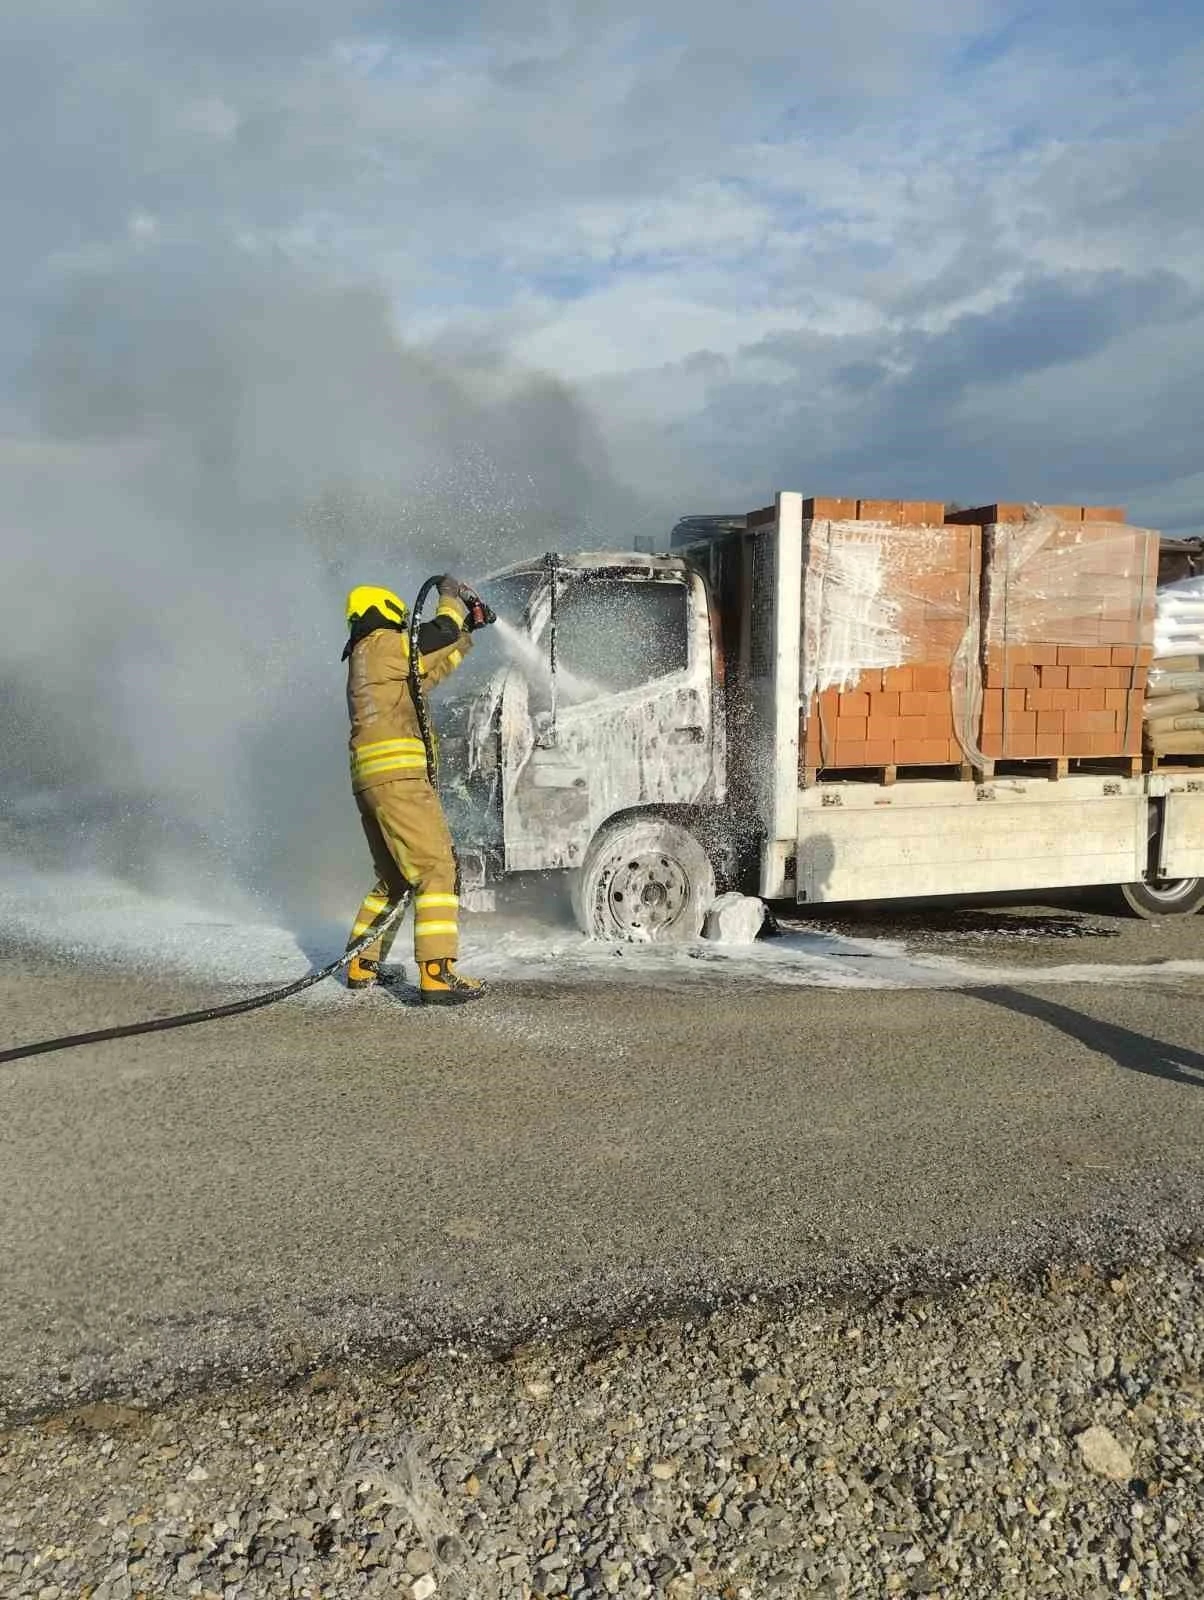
350 779 460 964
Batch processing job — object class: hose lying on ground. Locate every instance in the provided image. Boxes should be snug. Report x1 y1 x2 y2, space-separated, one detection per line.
0 898 410 1066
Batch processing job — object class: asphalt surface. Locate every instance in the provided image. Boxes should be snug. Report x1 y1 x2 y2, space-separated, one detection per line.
1 903 1203 1426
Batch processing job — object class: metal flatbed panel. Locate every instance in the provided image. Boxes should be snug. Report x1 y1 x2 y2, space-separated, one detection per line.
1159 784 1204 880
795 775 1147 904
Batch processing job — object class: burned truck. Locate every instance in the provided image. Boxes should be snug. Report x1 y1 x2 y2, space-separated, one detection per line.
439 495 1204 941
439 548 731 941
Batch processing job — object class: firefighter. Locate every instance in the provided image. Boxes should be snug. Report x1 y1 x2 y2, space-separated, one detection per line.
342 577 492 1004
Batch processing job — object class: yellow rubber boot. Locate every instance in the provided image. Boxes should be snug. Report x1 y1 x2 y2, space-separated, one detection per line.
346 955 380 991
419 958 487 1006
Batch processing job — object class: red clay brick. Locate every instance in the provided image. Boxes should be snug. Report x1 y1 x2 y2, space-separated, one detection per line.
882 667 913 693
1026 688 1054 712
1083 647 1113 668
832 741 868 766
1078 687 1107 712
1067 666 1097 689
1035 733 1064 757
870 691 900 719
856 499 903 523
802 497 858 520
835 717 867 743
913 665 950 693
1040 664 1069 690
838 692 870 719
1037 709 1065 735
916 740 951 764
1083 506 1126 522
1051 688 1079 712
864 740 894 765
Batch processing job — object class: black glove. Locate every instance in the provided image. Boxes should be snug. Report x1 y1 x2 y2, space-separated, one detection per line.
436 574 464 599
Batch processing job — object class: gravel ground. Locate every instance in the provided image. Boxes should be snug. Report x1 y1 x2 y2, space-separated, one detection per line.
4 1245 1203 1600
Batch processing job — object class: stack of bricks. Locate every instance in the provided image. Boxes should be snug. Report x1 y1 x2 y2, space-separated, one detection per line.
799 501 980 772
976 645 1150 761
946 505 1157 763
806 663 968 770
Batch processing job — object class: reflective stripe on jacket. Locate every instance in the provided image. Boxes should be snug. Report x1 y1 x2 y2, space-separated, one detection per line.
346 596 472 791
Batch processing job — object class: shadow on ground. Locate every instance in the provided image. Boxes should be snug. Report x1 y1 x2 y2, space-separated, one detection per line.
973 986 1204 1090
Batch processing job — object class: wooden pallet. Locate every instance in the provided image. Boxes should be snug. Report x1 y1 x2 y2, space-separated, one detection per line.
800 754 1149 786
974 754 1145 782
1145 751 1204 772
801 761 975 787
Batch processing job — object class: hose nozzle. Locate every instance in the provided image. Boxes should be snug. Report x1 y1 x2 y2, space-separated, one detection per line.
461 588 496 631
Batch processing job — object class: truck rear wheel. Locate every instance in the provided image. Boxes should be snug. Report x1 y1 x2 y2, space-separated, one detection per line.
1116 878 1204 919
571 817 716 943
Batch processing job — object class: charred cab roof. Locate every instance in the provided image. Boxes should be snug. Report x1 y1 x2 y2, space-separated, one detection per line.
488 551 692 581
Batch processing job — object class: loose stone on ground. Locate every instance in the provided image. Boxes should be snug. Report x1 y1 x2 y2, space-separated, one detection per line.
1 1251 1202 1598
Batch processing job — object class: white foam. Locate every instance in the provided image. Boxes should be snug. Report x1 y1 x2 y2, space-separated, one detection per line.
2 859 1202 999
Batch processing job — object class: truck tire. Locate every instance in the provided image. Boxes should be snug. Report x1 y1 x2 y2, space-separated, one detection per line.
571 817 716 943
1116 878 1204 919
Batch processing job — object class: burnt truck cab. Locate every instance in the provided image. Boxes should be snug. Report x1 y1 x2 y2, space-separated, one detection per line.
438 551 734 940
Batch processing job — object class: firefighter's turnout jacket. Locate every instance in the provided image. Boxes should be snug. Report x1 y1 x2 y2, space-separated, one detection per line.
346 596 473 790
345 594 472 965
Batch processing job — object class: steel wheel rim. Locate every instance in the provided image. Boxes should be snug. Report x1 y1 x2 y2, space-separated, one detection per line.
606 853 690 937
1143 877 1199 904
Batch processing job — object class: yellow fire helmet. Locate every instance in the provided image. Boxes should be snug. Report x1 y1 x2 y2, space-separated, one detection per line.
345 585 407 627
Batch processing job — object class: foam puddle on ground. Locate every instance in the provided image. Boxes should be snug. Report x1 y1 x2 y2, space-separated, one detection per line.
1 861 1202 1000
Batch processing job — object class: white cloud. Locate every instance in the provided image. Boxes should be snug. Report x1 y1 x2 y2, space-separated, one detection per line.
0 0 1202 529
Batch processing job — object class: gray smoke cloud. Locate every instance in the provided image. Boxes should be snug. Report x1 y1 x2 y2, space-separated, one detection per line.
0 252 655 941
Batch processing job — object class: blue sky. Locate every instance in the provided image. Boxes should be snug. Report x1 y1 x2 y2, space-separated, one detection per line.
2 0 1203 534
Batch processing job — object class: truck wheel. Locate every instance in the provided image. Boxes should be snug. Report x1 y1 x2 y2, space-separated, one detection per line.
1116 878 1204 918
571 817 716 943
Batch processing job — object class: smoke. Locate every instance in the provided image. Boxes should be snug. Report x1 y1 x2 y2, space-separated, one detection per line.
0 251 658 944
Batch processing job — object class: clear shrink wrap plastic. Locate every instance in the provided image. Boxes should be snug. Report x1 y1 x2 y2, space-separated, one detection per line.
801 509 1158 771
800 519 982 770
1145 574 1204 755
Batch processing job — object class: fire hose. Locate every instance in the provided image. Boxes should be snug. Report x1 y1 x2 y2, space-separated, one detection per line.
0 898 410 1065
0 577 493 1066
